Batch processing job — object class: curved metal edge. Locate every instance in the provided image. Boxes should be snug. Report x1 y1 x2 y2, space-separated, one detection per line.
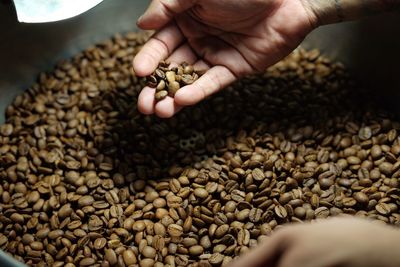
0 250 26 267
13 0 104 23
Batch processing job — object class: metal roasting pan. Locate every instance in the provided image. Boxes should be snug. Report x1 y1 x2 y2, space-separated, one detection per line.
0 0 399 265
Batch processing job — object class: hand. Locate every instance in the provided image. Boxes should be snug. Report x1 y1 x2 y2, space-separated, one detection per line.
133 0 317 118
229 218 400 267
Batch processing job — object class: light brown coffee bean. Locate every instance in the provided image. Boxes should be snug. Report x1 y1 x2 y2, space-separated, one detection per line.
142 246 156 259
194 188 209 198
274 205 287 219
105 249 118 265
376 203 391 215
80 257 96 266
155 90 168 101
189 245 204 256
139 259 155 267
354 192 369 204
123 249 137 265
94 238 107 250
167 224 183 237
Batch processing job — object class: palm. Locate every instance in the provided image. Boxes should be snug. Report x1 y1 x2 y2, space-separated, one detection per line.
133 0 315 118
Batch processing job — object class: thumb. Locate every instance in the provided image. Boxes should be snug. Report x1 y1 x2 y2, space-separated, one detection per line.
138 0 197 30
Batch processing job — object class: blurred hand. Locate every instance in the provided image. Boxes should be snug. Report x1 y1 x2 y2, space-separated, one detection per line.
133 0 317 118
229 218 400 267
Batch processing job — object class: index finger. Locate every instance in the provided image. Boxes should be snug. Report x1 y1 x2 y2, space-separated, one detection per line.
133 23 184 77
174 65 237 106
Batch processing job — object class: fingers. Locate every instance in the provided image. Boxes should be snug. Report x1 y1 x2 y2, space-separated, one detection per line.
133 23 184 77
138 0 198 30
137 87 156 115
138 87 183 118
174 65 236 106
155 97 183 118
166 43 198 65
189 36 254 77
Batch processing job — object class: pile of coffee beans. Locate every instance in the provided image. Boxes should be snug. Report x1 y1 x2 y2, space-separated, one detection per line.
146 61 202 101
0 31 400 267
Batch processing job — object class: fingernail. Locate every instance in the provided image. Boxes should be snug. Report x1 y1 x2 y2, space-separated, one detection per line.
137 15 144 24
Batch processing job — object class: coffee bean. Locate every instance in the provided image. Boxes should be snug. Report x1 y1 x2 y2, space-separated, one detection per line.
379 162 393 176
274 205 288 219
194 188 209 198
142 246 156 259
189 245 204 256
58 204 72 218
252 168 265 181
123 249 137 265
155 90 168 101
146 75 157 88
181 74 195 85
0 124 13 136
249 208 262 223
10 213 24 223
183 65 194 75
48 230 64 240
359 127 372 140
155 69 166 79
167 224 183 237
294 207 306 219
94 238 107 250
209 253 224 265
30 241 44 251
165 71 176 83
354 192 369 204
376 203 391 215
139 259 155 267
168 81 180 96
80 257 96 266
105 249 118 265
314 207 330 218
133 221 146 232
342 197 357 207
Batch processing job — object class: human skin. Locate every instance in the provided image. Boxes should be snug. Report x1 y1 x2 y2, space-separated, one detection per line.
133 0 399 118
228 217 400 267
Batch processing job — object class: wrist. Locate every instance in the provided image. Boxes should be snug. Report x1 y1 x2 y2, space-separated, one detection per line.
298 0 322 28
299 0 356 26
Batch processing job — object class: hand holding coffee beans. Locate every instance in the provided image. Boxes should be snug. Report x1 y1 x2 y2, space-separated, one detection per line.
133 0 315 117
146 61 202 101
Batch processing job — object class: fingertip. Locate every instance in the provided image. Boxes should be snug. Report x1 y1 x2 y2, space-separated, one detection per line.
137 87 156 115
133 54 155 77
155 97 183 118
136 15 145 28
136 18 162 30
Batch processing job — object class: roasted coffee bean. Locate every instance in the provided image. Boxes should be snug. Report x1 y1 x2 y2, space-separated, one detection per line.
275 205 288 219
194 188 209 198
376 203 392 215
123 249 137 265
354 192 369 204
155 90 168 101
